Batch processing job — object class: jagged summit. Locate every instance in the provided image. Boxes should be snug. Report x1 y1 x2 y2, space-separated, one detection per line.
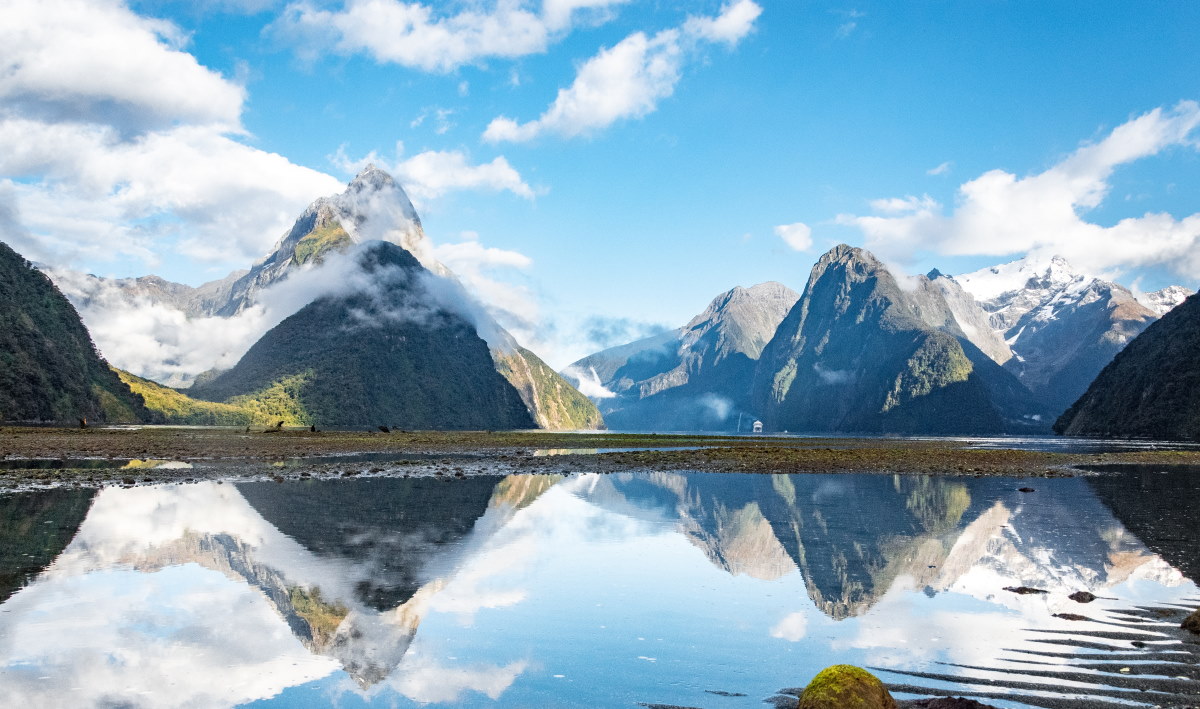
956 253 1090 303
948 252 1165 413
752 243 1044 434
217 166 431 317
1139 285 1193 316
811 243 880 273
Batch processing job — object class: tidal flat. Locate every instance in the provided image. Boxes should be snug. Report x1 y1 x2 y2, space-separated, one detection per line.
3 425 1200 491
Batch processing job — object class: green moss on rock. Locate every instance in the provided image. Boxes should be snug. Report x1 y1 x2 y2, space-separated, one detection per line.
798 665 897 709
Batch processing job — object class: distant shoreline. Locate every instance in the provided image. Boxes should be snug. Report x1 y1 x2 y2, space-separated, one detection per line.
2 426 1199 492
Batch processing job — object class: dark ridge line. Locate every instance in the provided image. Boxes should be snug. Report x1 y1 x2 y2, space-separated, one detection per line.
1130 603 1198 614
1026 628 1167 640
937 659 1200 687
1087 617 1179 631
1103 617 1183 628
884 682 1147 709
1105 611 1190 623
1028 637 1146 652
1004 647 1193 661
873 666 1189 702
1003 655 1199 673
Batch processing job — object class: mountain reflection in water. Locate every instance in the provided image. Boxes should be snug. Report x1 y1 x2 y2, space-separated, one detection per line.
0 469 1196 708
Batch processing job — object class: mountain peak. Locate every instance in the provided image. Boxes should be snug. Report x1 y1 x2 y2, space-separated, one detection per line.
809 245 887 288
817 243 876 266
955 252 1089 303
348 163 396 194
1138 285 1194 316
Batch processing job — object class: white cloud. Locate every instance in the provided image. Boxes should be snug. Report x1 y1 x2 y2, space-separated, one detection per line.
332 143 534 203
0 0 245 133
1 120 342 267
432 238 541 347
270 0 629 73
774 222 813 251
926 161 952 176
49 243 475 385
560 365 617 398
769 611 808 641
839 101 1200 278
683 0 762 44
867 194 938 215
0 565 337 709
389 658 528 703
483 1 762 143
0 0 348 274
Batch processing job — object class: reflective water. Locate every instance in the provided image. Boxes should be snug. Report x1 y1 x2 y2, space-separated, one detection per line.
1 468 1198 708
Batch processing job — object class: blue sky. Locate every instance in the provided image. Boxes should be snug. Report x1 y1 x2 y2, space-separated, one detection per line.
2 0 1199 367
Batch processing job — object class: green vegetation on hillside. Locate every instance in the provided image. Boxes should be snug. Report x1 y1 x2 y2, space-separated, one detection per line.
288 585 348 648
0 240 150 423
115 369 257 425
226 372 313 426
496 347 604 430
292 223 352 267
190 242 535 429
881 335 973 412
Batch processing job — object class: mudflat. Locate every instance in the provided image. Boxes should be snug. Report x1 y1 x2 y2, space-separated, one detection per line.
3 426 1199 491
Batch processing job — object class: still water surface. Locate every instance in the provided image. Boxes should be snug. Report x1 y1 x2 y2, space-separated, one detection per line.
1 467 1198 708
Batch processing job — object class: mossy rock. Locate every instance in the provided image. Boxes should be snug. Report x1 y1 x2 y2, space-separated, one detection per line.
798 665 897 709
1183 608 1200 634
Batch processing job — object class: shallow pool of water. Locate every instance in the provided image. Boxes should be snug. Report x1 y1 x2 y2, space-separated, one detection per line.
0 467 1197 708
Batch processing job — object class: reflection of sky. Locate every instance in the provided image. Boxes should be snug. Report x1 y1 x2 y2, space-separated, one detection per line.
0 474 1196 708
0 564 337 709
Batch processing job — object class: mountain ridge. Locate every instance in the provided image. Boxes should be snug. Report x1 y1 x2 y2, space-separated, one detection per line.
564 280 799 431
751 244 1045 434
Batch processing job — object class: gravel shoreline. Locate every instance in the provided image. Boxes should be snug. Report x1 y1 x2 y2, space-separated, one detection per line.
3 426 1199 492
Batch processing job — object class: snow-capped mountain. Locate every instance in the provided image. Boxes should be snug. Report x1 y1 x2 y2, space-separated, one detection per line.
955 255 1173 413
1138 285 1192 316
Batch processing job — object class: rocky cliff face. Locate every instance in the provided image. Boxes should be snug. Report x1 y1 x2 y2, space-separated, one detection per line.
566 282 799 431
0 240 151 423
1055 292 1200 440
751 244 1044 434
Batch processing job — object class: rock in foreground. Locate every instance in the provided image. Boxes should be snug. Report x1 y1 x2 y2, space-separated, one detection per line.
798 665 897 709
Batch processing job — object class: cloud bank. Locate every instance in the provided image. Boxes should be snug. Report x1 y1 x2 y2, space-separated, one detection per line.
0 0 534 277
271 0 630 72
483 0 762 142
839 101 1200 278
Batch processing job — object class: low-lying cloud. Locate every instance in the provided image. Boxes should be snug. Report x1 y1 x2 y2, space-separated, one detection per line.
559 365 616 399
50 240 514 385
